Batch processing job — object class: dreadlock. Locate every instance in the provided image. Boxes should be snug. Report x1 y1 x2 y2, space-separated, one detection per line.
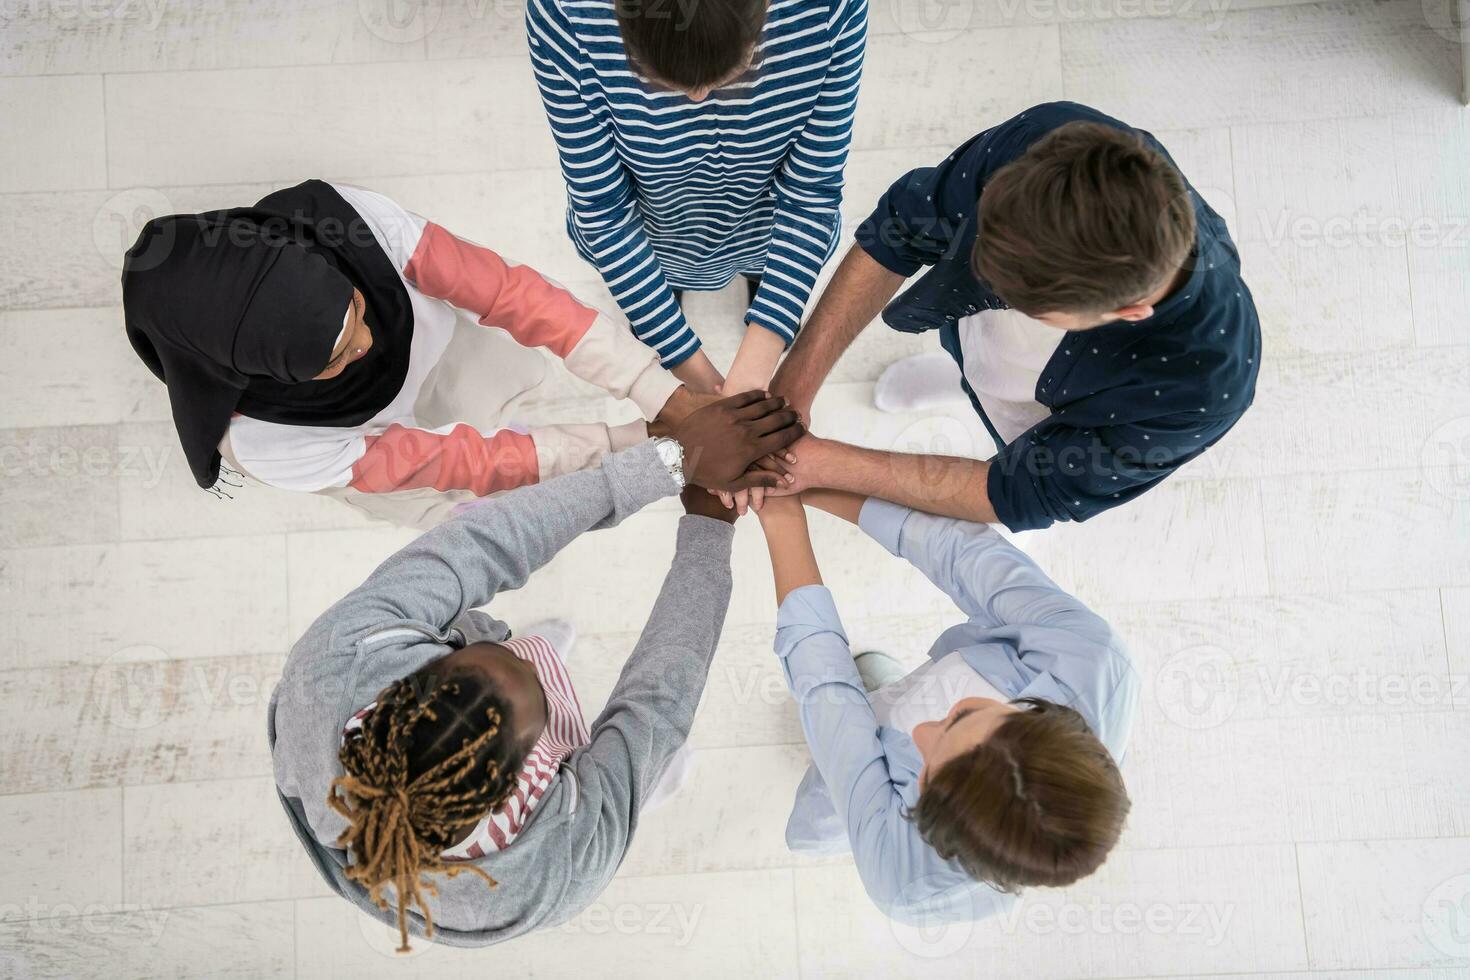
329 662 526 952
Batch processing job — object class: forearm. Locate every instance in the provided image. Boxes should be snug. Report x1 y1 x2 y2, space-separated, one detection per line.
803 438 999 524
758 502 823 605
724 322 788 394
768 245 904 416
670 349 725 394
580 514 734 805
801 488 866 525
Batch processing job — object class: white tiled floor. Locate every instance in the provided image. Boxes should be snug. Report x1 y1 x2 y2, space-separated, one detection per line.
1 1 1467 977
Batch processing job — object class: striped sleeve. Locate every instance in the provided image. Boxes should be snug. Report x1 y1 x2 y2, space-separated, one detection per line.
526 0 699 368
747 0 867 343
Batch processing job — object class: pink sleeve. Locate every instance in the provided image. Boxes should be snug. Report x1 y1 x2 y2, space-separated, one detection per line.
349 423 539 496
403 222 596 358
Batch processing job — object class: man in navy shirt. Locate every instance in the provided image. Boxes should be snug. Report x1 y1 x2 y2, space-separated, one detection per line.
764 102 1260 532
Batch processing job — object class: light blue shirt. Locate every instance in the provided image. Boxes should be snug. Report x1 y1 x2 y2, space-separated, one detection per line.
775 498 1139 925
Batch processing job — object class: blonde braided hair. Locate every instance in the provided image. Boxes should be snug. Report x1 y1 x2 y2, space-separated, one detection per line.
328 670 522 952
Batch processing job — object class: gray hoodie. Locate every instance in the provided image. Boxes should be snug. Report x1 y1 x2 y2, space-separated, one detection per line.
268 441 734 946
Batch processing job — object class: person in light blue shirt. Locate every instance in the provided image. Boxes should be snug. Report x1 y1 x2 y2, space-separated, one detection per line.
754 490 1138 925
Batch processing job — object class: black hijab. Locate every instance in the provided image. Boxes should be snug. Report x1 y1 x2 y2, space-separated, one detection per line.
122 180 414 488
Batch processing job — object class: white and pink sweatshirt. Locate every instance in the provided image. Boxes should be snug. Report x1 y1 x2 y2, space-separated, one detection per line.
223 183 682 499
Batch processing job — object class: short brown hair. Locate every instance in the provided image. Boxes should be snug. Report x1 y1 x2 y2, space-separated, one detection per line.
973 121 1196 317
617 0 766 90
911 699 1129 891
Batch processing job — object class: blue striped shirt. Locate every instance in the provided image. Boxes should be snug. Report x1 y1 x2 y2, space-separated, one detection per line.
527 0 867 367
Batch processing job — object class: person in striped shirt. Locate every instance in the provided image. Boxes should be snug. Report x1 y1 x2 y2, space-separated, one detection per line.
526 0 867 406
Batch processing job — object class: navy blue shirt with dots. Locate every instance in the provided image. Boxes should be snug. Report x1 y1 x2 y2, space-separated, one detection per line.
855 101 1260 532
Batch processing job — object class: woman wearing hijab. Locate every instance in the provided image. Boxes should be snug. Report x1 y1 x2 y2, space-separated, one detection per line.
123 179 708 529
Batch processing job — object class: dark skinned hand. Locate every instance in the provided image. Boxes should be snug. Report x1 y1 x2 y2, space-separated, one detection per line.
672 390 804 492
681 485 737 523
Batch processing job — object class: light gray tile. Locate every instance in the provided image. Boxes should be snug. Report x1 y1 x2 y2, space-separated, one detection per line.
294 869 799 978
425 0 529 59
1231 115 1401 244
1218 347 1470 480
1112 588 1456 728
1298 837 1470 970
1406 235 1470 350
122 776 332 908
0 652 280 793
794 843 1307 977
116 421 368 541
1261 466 1470 595
1237 238 1416 357
1278 712 1470 842
1060 0 1461 129
0 788 123 916
0 534 288 671
0 901 294 980
0 424 120 547
0 307 170 428
0 0 427 76
1444 587 1470 709
853 26 1063 151
105 58 554 188
619 744 815 877
0 76 106 192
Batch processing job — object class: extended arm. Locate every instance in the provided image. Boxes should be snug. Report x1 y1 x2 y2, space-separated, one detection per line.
757 499 931 912
782 436 998 523
575 493 735 860
729 0 868 396
767 245 905 419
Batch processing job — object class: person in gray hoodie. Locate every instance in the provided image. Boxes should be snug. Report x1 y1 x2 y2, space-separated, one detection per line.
269 392 803 950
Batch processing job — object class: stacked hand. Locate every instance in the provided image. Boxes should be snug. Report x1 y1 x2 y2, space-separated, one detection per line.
672 390 804 500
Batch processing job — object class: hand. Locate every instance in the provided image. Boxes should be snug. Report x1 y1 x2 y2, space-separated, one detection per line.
673 391 804 491
743 434 824 498
669 350 725 395
681 485 736 524
718 328 784 515
650 386 719 438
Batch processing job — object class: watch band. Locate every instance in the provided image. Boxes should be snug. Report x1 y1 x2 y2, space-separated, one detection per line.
653 437 686 489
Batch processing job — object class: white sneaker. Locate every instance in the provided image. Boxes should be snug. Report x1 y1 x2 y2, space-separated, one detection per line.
523 618 577 660
873 351 967 414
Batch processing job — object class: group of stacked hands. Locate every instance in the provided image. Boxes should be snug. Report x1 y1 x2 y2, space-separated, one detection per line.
115 0 1263 956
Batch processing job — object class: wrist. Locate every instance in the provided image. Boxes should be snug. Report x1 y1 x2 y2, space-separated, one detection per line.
728 322 786 388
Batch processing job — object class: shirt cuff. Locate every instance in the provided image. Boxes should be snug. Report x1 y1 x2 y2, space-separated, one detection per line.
675 513 736 562
774 584 849 657
627 362 684 421
857 497 912 557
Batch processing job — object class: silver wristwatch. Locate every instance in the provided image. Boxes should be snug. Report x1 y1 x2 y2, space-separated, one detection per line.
653 437 686 489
